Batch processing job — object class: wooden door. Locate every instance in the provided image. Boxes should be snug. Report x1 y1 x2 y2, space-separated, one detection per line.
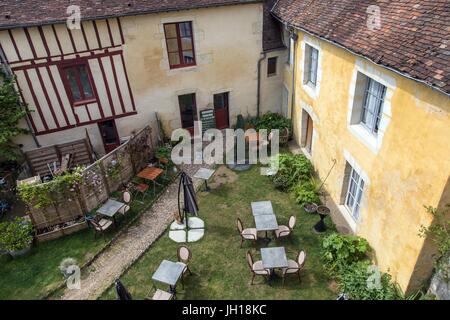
178 93 197 135
98 120 120 154
305 114 313 154
213 92 229 129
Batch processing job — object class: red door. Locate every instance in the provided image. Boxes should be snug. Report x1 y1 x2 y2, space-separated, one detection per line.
178 93 197 135
214 92 229 129
98 120 120 153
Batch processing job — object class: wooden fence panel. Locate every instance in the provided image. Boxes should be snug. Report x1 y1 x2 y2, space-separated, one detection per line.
27 126 154 235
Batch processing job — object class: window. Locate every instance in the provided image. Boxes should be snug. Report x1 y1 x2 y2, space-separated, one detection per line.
304 44 318 86
267 57 277 76
344 166 365 221
361 78 386 134
164 22 196 69
213 92 229 109
62 63 95 105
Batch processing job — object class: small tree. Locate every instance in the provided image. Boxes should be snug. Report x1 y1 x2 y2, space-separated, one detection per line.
0 74 28 161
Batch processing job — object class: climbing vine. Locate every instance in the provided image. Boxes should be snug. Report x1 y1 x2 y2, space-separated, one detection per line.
17 167 84 209
420 204 450 280
0 74 28 161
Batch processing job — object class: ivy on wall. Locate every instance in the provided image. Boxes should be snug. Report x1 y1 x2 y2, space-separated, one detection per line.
0 74 28 161
17 167 84 209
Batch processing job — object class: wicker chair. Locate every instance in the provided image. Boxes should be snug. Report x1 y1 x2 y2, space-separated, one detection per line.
236 218 257 248
119 191 131 216
177 246 193 288
275 215 296 240
246 251 271 285
281 250 306 286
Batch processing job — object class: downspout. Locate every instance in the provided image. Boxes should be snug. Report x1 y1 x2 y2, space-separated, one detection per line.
0 47 40 148
289 31 298 120
256 52 267 118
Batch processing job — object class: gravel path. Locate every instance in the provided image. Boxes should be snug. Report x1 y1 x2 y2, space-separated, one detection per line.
60 163 210 300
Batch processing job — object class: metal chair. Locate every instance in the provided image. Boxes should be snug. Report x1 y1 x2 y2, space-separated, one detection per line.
119 191 131 216
237 218 257 248
87 216 113 238
281 250 306 286
177 246 193 288
275 215 296 240
246 250 271 285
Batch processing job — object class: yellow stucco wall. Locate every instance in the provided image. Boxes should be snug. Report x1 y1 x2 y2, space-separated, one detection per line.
288 30 450 291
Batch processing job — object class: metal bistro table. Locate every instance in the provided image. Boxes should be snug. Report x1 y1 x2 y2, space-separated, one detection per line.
254 214 278 244
251 201 274 216
152 260 185 294
193 168 215 192
97 199 125 227
261 246 288 283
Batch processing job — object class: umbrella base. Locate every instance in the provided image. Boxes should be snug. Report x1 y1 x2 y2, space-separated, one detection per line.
169 217 205 243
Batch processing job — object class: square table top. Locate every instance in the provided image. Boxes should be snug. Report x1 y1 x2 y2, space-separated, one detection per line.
251 201 274 216
254 214 278 231
193 168 215 180
261 247 288 269
97 199 125 217
152 260 185 286
137 167 164 181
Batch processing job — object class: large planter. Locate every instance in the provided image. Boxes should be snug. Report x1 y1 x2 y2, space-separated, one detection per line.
8 243 32 258
36 221 88 243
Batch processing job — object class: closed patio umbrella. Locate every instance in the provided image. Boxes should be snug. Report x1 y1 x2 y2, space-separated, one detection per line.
115 279 132 300
177 171 199 231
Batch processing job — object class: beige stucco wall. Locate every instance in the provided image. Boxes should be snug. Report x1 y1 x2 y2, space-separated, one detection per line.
14 3 286 154
288 30 450 291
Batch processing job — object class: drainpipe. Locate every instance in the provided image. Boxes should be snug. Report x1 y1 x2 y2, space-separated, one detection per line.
289 31 298 121
0 47 40 148
256 52 267 118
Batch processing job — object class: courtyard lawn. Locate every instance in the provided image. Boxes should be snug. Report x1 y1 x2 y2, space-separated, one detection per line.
0 174 173 300
101 165 338 300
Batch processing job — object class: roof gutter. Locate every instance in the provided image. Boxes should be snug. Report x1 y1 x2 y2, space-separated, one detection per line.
271 10 450 98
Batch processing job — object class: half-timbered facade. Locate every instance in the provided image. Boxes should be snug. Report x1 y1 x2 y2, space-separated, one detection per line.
0 0 286 154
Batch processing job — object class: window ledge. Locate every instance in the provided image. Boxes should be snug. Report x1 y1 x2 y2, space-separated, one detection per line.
348 124 379 154
337 205 357 233
302 82 318 100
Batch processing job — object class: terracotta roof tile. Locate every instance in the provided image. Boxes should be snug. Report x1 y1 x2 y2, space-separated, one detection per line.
0 0 261 29
272 0 450 95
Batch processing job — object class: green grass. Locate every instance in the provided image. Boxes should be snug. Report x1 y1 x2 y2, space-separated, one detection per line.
101 165 337 300
0 172 175 300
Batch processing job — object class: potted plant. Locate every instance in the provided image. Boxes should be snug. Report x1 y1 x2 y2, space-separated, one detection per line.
0 217 33 258
59 257 78 278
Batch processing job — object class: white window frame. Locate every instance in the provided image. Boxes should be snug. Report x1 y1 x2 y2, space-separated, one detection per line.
344 167 365 221
337 150 370 232
300 36 322 100
347 59 396 154
304 44 319 86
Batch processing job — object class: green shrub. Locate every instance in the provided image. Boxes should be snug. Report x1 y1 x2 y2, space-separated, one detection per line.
271 173 291 191
293 179 321 205
337 260 400 300
271 153 314 191
155 145 171 160
0 217 33 251
255 112 292 132
322 233 371 274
